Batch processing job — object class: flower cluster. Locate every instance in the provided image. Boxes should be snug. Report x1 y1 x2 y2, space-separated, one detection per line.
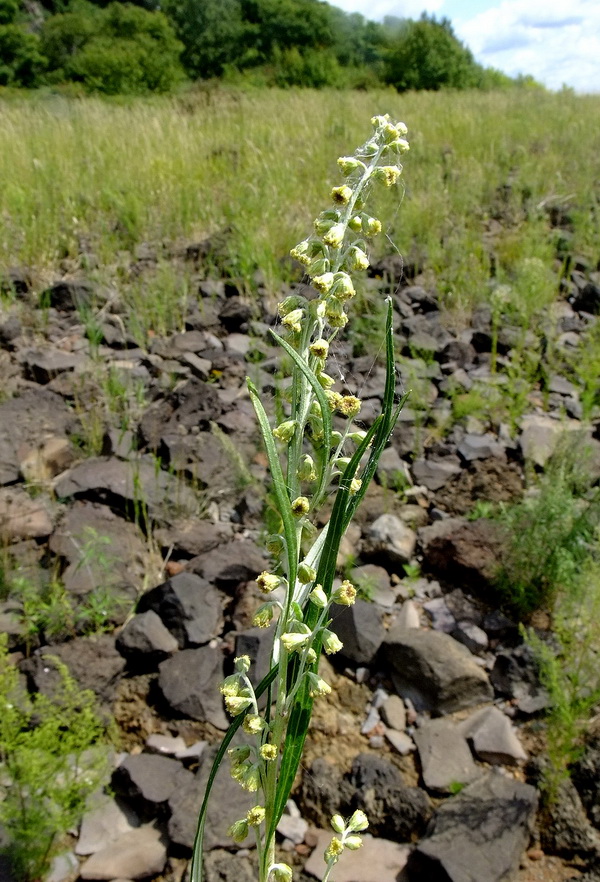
323 811 369 881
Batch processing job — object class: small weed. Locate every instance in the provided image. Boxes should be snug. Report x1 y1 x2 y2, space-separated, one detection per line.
0 636 110 881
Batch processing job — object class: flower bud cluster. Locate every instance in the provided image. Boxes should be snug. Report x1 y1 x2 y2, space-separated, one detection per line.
324 811 369 867
289 113 408 336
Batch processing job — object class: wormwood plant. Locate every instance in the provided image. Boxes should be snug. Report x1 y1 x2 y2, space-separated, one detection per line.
0 636 109 881
191 115 410 882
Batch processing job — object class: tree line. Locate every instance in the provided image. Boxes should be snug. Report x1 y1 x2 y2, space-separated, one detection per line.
0 0 540 94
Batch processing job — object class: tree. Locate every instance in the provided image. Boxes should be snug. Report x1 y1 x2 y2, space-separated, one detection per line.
161 0 248 79
0 25 45 85
384 13 480 91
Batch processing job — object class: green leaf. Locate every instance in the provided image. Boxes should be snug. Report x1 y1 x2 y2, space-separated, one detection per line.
190 664 279 882
247 379 298 590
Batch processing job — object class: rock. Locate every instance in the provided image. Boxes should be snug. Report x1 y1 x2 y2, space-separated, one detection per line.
116 611 179 662
490 644 548 712
572 281 600 314
383 626 493 714
423 597 456 634
376 447 411 488
301 758 354 830
519 414 582 467
380 694 407 731
350 753 432 840
137 572 223 648
21 634 126 710
304 831 410 882
76 794 140 856
139 377 223 450
0 388 77 486
540 777 600 857
411 456 462 491
112 753 193 819
414 717 481 793
385 729 415 755
45 850 79 882
350 564 394 606
451 621 489 654
362 513 417 565
329 599 386 664
19 347 85 384
145 733 188 756
0 486 55 542
461 706 527 765
79 825 166 880
405 771 538 882
236 625 276 687
42 280 94 312
153 519 233 558
168 746 255 850
572 734 600 827
54 457 197 524
419 518 505 597
394 600 421 629
19 436 76 483
189 538 266 588
277 814 308 844
203 850 257 882
456 433 506 462
158 646 228 729
49 501 147 598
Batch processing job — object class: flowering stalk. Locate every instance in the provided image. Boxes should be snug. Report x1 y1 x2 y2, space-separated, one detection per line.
190 115 409 882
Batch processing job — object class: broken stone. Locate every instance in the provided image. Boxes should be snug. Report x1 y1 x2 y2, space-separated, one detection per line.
411 456 462 491
158 646 228 729
329 599 386 664
362 513 417 565
383 626 493 714
461 706 527 765
111 753 193 819
0 486 55 542
116 611 179 662
76 793 140 856
413 717 481 793
405 772 538 882
79 825 166 880
380 694 407 731
304 831 409 882
137 572 223 648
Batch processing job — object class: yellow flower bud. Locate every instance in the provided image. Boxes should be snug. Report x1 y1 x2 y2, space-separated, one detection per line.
347 810 369 832
228 818 249 843
298 561 317 583
323 223 345 248
331 580 357 606
331 185 353 205
309 584 328 608
331 815 345 834
247 806 266 827
325 837 344 861
344 835 363 850
253 602 275 628
313 272 335 294
257 571 282 594
363 216 382 236
374 165 402 187
291 496 310 517
273 420 297 443
338 395 361 417
260 743 278 761
243 713 265 735
282 308 304 334
337 156 361 175
322 628 343 655
309 338 329 359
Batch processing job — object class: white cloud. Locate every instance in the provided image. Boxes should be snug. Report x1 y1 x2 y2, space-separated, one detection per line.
331 0 443 21
455 0 600 92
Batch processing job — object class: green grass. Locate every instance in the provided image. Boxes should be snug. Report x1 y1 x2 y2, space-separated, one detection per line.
0 87 599 319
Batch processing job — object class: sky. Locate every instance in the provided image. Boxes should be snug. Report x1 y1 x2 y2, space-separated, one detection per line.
331 0 600 93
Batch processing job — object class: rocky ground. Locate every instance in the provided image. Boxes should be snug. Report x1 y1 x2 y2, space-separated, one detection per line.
2 245 600 882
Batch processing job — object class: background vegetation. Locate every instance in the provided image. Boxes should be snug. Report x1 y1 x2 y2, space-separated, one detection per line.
1 0 539 93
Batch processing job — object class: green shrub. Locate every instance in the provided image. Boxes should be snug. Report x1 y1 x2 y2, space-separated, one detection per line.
0 0 18 25
0 636 109 881
0 25 45 86
495 443 600 618
41 2 184 93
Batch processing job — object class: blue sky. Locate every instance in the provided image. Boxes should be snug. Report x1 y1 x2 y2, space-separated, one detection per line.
331 0 600 93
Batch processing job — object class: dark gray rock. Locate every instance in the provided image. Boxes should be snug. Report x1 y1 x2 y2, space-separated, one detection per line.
405 771 538 882
158 646 228 729
19 347 85 384
572 735 600 827
76 793 140 856
139 377 223 450
116 610 179 662
362 513 417 566
54 456 197 524
540 777 600 857
350 753 432 840
49 501 147 599
235 625 276 687
0 388 77 486
413 717 481 793
411 456 462 491
112 753 193 820
137 572 223 648
419 517 505 597
461 706 527 766
457 433 506 462
21 633 126 711
329 599 386 664
41 280 94 312
189 538 266 589
204 850 257 882
383 626 493 714
572 281 600 314
153 519 233 558
490 644 548 712
168 746 255 850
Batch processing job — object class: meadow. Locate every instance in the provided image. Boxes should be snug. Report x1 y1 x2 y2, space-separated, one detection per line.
1 86 599 320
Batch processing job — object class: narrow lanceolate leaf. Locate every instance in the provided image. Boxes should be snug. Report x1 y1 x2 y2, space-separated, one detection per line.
269 328 332 468
247 379 298 588
267 300 407 846
190 665 279 882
